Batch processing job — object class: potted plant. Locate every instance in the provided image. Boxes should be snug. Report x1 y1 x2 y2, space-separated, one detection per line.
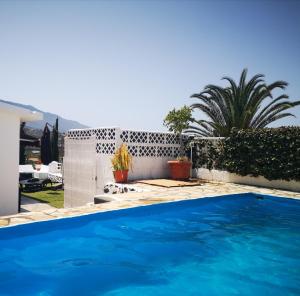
164 105 193 180
167 156 192 180
111 144 132 183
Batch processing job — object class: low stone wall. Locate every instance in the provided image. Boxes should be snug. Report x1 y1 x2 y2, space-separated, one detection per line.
194 168 300 192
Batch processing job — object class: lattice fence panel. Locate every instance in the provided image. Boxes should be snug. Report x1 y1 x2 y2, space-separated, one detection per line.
157 146 173 157
96 143 115 154
129 131 148 143
66 128 117 155
66 128 186 158
67 129 92 140
121 130 183 158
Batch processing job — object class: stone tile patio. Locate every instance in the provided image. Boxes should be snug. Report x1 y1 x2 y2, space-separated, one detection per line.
21 196 56 212
0 181 299 227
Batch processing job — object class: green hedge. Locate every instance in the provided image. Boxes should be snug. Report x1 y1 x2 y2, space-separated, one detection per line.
188 127 300 181
223 127 300 181
186 138 224 170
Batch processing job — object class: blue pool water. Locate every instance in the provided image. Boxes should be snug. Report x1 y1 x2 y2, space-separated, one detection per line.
0 193 300 296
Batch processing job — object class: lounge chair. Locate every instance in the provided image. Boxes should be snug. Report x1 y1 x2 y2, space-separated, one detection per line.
48 161 63 183
33 164 49 180
19 164 36 174
19 164 36 180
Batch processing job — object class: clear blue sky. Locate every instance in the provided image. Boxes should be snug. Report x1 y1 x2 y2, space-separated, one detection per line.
0 0 299 131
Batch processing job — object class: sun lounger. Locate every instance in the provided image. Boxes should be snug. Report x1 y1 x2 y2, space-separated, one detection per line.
19 164 36 180
19 164 36 174
48 161 63 183
33 164 49 180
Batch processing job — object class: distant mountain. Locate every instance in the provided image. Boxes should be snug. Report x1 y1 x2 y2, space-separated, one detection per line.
0 99 89 133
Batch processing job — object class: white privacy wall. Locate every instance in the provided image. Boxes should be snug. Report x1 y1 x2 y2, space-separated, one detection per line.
64 127 184 207
64 137 97 208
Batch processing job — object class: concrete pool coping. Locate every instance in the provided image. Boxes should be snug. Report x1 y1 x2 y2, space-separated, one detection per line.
1 181 300 227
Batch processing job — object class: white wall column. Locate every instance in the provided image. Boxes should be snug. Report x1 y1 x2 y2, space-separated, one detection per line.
0 112 20 215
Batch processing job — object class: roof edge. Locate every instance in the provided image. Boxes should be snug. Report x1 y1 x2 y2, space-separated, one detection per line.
0 101 43 122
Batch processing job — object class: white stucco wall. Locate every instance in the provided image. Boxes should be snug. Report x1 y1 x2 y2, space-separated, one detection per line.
194 168 300 192
94 155 172 193
0 111 20 215
129 157 171 180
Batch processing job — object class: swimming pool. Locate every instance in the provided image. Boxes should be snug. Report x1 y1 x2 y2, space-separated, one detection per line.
0 193 299 295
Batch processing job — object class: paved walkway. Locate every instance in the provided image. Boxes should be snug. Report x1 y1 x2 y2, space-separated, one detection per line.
1 181 299 227
21 196 56 212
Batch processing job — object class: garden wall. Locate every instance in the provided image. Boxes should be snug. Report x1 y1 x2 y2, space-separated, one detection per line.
194 168 300 192
190 127 300 192
64 127 186 207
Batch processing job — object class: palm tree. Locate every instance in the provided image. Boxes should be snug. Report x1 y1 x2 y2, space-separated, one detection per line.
187 69 300 137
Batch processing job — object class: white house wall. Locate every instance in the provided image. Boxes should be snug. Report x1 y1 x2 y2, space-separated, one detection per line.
0 102 42 216
0 112 20 215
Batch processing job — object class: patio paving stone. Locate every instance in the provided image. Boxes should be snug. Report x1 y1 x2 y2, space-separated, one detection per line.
0 181 299 227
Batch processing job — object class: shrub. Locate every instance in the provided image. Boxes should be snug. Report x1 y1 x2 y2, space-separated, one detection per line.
188 127 300 181
186 138 223 170
223 127 300 181
163 106 192 134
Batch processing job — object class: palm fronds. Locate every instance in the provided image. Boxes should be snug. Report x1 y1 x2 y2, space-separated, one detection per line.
188 69 299 136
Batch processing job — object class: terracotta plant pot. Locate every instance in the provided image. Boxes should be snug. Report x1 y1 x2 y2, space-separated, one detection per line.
168 160 192 180
113 170 129 183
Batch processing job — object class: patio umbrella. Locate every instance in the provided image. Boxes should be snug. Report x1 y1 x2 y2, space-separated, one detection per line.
41 124 52 165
